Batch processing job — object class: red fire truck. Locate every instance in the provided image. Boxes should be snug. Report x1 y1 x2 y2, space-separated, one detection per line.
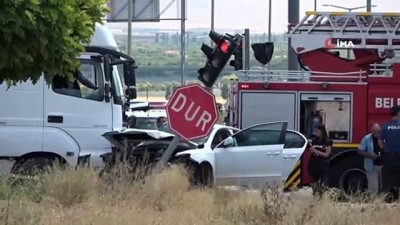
226 11 400 194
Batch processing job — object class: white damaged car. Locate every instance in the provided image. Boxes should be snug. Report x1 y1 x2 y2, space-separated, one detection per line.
102 121 307 190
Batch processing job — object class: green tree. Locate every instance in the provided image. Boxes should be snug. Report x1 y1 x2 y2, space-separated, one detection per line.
0 0 110 86
220 82 230 100
165 85 172 100
221 73 238 85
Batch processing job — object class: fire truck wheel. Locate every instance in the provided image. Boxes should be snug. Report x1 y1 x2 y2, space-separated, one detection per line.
331 156 367 198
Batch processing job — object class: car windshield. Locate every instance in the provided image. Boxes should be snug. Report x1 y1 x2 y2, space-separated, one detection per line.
159 122 209 145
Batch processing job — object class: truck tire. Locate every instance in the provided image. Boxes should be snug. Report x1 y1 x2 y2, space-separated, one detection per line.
13 156 58 177
330 156 367 198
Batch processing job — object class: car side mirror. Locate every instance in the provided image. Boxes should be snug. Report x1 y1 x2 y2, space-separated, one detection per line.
123 62 137 87
221 136 234 148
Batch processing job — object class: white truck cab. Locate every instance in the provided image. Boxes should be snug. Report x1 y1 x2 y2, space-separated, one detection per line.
0 23 137 175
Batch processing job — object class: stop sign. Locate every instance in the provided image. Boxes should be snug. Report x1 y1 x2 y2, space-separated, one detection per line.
166 83 219 141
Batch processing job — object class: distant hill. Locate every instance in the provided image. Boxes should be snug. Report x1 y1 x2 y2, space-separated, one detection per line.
106 23 270 35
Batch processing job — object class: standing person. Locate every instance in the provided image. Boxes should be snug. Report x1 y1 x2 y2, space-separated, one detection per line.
379 105 400 202
309 124 333 196
357 123 383 197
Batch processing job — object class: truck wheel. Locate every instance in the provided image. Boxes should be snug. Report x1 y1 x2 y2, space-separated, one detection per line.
331 156 367 198
13 157 58 177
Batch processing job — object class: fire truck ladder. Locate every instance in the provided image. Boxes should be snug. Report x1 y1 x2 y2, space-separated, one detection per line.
288 11 400 51
236 67 369 82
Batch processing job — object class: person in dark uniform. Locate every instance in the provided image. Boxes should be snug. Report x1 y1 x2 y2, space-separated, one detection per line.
379 105 400 202
309 124 333 196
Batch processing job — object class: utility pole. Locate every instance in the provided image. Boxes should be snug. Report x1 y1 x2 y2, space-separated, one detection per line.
210 0 215 46
127 0 133 56
366 0 372 12
314 0 317 11
268 0 272 42
180 0 186 86
288 0 299 71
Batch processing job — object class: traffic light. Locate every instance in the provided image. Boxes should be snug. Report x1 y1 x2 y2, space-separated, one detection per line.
198 31 241 88
251 42 274 65
229 39 243 70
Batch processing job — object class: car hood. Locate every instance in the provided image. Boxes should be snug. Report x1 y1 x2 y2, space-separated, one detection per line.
102 128 198 150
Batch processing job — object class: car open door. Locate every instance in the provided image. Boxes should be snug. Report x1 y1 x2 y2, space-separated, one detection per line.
213 121 288 189
282 130 308 182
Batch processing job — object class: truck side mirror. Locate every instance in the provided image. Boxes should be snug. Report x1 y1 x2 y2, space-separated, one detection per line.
125 88 137 100
123 63 137 87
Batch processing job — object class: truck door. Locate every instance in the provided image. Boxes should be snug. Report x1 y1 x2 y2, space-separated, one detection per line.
43 58 112 168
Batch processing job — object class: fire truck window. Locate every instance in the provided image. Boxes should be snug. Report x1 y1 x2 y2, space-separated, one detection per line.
284 131 306 149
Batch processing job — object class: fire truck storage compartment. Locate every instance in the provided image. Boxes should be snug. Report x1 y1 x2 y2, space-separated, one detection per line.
300 93 352 142
240 92 296 130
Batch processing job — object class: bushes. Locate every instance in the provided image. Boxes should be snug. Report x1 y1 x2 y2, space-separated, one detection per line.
0 162 399 225
136 80 200 92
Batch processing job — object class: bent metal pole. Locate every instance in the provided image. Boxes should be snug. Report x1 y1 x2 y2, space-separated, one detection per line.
158 135 182 168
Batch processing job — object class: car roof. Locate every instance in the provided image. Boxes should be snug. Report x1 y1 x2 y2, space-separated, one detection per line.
213 124 239 130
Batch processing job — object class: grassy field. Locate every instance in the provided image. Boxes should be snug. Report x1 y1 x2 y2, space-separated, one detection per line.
1 164 399 225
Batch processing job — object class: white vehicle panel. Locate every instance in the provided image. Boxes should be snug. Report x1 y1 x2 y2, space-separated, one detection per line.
0 77 44 127
0 126 43 157
213 122 287 189
0 77 44 157
43 127 80 166
175 123 307 190
214 144 283 188
43 61 113 169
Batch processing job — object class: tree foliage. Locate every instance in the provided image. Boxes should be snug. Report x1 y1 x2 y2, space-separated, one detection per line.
0 0 110 86
220 82 229 100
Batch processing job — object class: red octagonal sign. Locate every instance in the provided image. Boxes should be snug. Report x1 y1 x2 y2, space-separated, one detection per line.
166 83 218 141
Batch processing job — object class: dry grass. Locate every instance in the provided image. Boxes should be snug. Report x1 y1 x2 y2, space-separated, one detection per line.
0 164 399 225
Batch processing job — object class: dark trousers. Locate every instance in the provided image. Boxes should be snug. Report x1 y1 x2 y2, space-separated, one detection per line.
382 151 400 202
309 157 330 196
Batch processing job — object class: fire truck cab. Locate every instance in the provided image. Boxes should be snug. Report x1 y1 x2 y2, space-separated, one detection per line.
227 11 400 195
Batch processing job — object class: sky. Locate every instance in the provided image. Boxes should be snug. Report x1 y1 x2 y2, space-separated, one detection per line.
108 0 400 33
